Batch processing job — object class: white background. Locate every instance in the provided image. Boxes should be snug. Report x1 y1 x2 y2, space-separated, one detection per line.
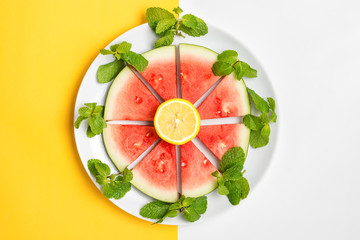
179 0 360 239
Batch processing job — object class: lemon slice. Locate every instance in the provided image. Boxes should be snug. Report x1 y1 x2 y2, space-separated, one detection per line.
154 98 200 145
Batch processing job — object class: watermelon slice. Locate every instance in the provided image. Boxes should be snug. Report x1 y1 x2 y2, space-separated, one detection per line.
132 140 178 202
197 124 250 159
104 66 160 121
141 46 177 101
181 141 217 197
102 44 251 203
102 125 158 171
197 73 250 119
179 44 221 103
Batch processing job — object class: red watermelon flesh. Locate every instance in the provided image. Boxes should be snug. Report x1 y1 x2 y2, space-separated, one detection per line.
179 44 221 104
197 73 250 119
181 141 217 197
131 140 178 202
141 46 177 101
104 67 160 121
102 125 159 171
197 124 250 160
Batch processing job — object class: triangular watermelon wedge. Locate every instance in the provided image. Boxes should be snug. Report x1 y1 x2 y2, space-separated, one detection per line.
197 72 250 119
104 66 160 121
181 141 217 198
131 140 178 203
141 46 177 101
197 124 250 160
179 44 221 104
102 125 159 171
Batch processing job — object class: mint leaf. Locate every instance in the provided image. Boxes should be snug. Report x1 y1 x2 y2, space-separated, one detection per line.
78 107 92 118
178 16 208 37
122 167 133 182
96 175 108 185
154 30 175 48
226 177 250 205
100 49 113 55
74 116 86 129
238 177 250 199
156 18 176 35
223 163 243 181
211 170 219 178
183 206 200 222
182 197 195 207
87 159 102 176
86 125 96 138
112 182 131 199
261 124 271 139
220 147 246 172
146 7 175 32
94 162 110 176
250 129 269 148
181 14 198 29
192 196 207 214
218 50 238 65
140 201 170 219
267 97 277 123
97 60 125 83
234 61 250 80
172 6 183 15
243 66 257 78
89 114 106 135
166 210 179 218
243 114 264 131
218 184 229 195
212 61 233 76
168 202 182 211
127 51 148 72
247 88 270 113
84 103 96 110
116 41 132 54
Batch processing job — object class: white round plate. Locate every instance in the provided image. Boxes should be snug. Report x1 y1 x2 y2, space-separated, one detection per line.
74 23 279 225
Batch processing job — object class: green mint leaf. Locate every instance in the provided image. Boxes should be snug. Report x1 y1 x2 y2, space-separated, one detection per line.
182 197 195 207
140 201 170 219
102 182 116 198
220 147 246 172
100 49 113 55
95 175 108 185
116 41 132 54
218 50 238 65
146 7 175 32
250 129 269 148
270 111 277 123
183 206 201 222
89 114 106 135
218 183 230 195
154 30 175 48
97 60 125 83
192 196 207 214
243 114 264 131
94 162 110 176
181 14 198 29
247 88 270 113
122 167 133 182
238 177 250 199
260 112 269 123
87 159 102 176
74 116 86 129
223 163 243 181
166 210 179 218
178 15 207 37
179 195 185 203
212 61 233 76
155 18 176 35
244 66 257 78
93 105 104 116
261 124 271 139
78 107 92 118
234 61 250 80
86 125 96 138
127 51 148 72
110 44 119 52
84 103 96 110
226 177 250 205
168 202 182 211
112 182 131 199
267 97 277 123
211 170 219 178
173 6 183 15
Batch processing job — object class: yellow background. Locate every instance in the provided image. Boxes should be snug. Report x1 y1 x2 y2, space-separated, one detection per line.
0 0 178 239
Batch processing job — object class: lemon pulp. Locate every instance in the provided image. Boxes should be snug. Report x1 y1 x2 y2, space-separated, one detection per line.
154 98 200 145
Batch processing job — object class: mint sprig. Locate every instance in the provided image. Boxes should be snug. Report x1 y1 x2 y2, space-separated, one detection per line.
87 159 132 200
74 103 106 138
212 50 257 80
146 6 208 48
244 88 277 148
140 195 207 224
212 147 250 205
97 41 148 83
